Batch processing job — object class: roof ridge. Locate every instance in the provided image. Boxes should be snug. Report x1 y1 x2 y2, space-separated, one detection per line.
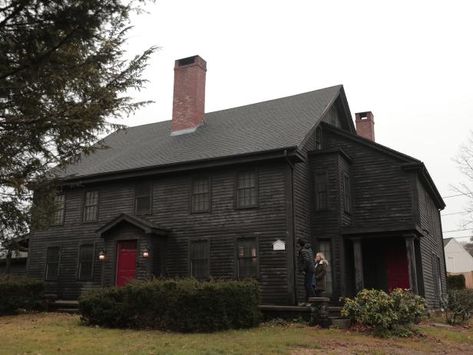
123 85 344 130
205 84 343 117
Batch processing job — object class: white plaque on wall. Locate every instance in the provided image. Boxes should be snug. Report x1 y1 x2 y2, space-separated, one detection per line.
272 239 286 251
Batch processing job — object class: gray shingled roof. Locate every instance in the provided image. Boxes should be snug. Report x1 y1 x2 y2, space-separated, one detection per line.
58 85 342 179
443 238 453 246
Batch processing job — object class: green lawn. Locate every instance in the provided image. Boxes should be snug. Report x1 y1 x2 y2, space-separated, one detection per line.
1 313 473 354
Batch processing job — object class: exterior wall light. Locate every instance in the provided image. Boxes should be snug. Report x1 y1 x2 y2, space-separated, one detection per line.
98 249 106 261
143 247 150 258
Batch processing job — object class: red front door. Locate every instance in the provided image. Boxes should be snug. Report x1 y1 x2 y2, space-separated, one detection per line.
385 245 410 291
116 240 137 287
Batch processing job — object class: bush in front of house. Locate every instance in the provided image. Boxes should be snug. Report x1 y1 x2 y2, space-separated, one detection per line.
445 289 473 325
0 276 45 315
78 278 261 332
341 288 425 337
447 274 466 290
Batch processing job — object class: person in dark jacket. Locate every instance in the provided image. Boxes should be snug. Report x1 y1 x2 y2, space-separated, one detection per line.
314 252 328 297
297 238 315 303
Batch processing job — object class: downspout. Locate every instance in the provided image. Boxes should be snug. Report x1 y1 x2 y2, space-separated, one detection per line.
284 149 298 304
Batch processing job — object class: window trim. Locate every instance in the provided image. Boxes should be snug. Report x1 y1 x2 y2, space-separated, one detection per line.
82 191 99 223
342 172 352 214
188 238 210 280
314 171 329 211
76 242 95 281
51 193 65 226
134 182 152 216
190 176 211 214
235 235 260 280
44 245 61 281
234 169 259 209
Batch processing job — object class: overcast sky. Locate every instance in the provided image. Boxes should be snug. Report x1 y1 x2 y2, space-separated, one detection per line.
123 0 473 241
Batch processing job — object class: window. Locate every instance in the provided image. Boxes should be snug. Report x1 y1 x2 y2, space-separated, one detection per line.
45 246 60 281
317 240 333 295
83 191 98 222
237 238 258 279
342 173 352 214
190 240 209 279
315 172 328 210
236 171 257 208
78 244 94 281
52 194 65 225
315 126 322 150
191 177 210 213
135 183 151 215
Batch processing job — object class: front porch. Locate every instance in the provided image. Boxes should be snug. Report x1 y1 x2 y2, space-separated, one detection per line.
345 234 422 297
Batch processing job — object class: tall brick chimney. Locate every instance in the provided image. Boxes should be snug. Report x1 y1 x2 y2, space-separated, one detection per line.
355 111 375 141
171 55 207 136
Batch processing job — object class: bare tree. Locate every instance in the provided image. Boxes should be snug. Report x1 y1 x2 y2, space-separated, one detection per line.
454 131 473 232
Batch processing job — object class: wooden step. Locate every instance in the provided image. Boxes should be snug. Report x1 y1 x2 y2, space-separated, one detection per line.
54 308 79 314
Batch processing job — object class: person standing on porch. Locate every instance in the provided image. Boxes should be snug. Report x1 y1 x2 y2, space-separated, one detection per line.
297 238 315 303
314 252 328 297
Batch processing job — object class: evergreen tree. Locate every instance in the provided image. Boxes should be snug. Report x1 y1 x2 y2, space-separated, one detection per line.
0 0 155 245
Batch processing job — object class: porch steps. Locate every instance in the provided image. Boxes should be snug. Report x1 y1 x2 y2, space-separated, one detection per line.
259 304 349 328
48 300 79 314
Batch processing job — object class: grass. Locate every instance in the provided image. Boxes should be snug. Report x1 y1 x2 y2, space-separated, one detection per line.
0 313 473 354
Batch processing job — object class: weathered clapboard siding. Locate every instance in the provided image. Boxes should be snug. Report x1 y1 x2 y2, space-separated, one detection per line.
28 161 291 304
416 178 447 307
323 127 415 231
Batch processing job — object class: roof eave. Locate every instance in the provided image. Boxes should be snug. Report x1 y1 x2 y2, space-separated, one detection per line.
59 147 303 186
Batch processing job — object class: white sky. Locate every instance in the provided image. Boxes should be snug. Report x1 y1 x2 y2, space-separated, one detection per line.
123 0 473 242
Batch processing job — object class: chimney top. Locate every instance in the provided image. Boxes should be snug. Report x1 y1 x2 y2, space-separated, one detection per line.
171 55 207 136
175 55 206 69
355 111 375 141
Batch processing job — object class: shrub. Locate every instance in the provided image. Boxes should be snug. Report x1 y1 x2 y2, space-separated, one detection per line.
445 289 473 325
341 288 425 337
79 278 261 332
447 274 466 290
0 276 45 315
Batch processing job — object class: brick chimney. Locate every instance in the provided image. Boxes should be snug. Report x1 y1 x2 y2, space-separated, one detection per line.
171 55 207 136
355 111 375 141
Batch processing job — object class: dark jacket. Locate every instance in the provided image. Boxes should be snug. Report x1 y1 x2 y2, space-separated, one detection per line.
298 243 315 273
314 260 327 291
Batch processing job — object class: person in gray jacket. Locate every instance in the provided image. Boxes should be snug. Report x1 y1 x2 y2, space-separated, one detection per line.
297 238 315 303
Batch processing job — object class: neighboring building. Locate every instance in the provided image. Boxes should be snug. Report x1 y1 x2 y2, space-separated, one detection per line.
0 237 29 276
27 55 447 307
444 238 473 273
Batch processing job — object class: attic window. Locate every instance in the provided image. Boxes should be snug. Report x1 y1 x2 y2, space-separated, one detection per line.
177 56 197 66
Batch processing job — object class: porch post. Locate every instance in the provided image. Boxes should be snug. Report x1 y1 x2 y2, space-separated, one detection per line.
404 235 419 294
352 238 364 293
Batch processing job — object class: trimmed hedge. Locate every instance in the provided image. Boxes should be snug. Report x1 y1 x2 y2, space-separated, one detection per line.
0 276 45 315
79 278 261 332
447 274 466 290
341 288 425 337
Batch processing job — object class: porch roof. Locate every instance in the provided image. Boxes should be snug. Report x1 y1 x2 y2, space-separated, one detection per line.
95 213 169 237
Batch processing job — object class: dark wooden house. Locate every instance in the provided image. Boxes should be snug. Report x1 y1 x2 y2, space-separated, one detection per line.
27 55 447 307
